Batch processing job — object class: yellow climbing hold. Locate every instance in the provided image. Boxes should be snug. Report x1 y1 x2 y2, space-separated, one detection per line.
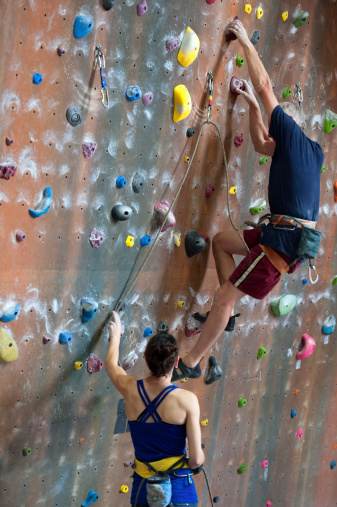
201 418 208 427
74 361 83 370
120 485 128 493
180 377 188 383
0 327 18 362
126 235 135 248
173 232 181 247
282 11 288 21
256 7 263 19
229 186 237 194
177 301 185 308
177 27 200 68
173 85 192 122
184 156 190 162
244 4 252 14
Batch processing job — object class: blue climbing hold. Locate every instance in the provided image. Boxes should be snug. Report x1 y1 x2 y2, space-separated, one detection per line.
144 327 153 337
33 73 43 85
73 15 94 39
291 409 296 418
302 278 308 285
81 489 99 507
59 331 72 345
322 315 336 335
29 187 52 218
0 302 21 322
330 460 336 470
125 86 142 102
81 298 98 323
116 176 126 189
140 235 151 247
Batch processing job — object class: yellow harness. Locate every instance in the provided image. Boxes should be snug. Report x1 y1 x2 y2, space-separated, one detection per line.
134 456 189 479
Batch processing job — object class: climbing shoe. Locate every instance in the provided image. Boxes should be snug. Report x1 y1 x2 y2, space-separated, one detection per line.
171 358 201 382
185 311 240 336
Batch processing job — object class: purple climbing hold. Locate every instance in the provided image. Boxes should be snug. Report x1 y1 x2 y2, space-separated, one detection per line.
89 229 104 248
124 459 132 467
166 38 180 52
82 143 97 159
6 137 13 146
225 16 239 42
205 184 215 198
0 165 17 180
16 231 26 242
57 47 65 56
234 133 244 147
137 0 148 16
43 335 51 344
230 76 245 95
142 93 153 106
87 354 103 373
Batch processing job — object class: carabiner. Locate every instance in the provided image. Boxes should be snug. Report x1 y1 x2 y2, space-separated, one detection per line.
295 81 303 108
95 44 109 108
207 70 213 123
308 261 319 284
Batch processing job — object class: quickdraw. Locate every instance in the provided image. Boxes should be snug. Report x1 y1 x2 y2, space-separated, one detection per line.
95 44 109 108
295 81 303 108
207 70 213 123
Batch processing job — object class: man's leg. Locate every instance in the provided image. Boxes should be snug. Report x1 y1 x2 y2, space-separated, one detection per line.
212 230 249 285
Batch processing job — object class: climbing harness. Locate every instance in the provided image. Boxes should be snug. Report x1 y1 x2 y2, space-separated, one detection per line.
295 81 303 108
95 44 109 108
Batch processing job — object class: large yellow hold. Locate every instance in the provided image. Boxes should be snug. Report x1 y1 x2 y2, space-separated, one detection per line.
173 85 192 122
0 326 18 362
177 27 200 68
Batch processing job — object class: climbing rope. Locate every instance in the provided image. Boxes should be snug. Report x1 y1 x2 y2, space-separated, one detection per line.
202 467 214 506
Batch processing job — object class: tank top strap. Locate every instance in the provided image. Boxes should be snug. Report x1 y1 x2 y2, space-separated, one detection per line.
152 384 180 412
136 382 180 423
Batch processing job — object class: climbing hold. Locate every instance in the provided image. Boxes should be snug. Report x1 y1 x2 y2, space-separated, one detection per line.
185 231 207 258
330 461 336 470
173 84 192 122
126 235 134 248
259 156 268 165
103 0 115 10
81 298 98 323
125 86 142 101
157 321 169 333
206 0 216 3
140 235 151 247
82 143 97 159
177 301 185 308
116 176 127 189
89 229 104 248
266 502 272 507
79 438 84 444
262 460 268 468
153 202 176 232
74 362 83 370
321 165 325 174
205 356 223 385
213 497 220 504
244 4 252 14
59 331 72 345
237 463 247 474
256 7 263 19
297 428 303 438
333 276 337 286
282 11 288 21
173 232 181 247
0 165 17 180
250 31 260 45
229 186 237 194
5 137 13 146
250 198 266 215
16 231 26 242
144 327 152 337
29 187 52 218
137 0 147 16
302 278 308 285
271 294 296 317
186 128 195 137
43 335 51 344
230 76 245 95
120 485 128 493
238 398 247 407
294 389 300 396
111 205 133 221
200 419 208 427
57 47 65 56
257 346 267 359
22 447 31 456
236 56 244 67
296 333 316 360
234 133 244 147
132 172 145 193
123 351 138 370
33 73 43 85
180 378 188 383
0 302 21 322
66 106 82 127
73 15 94 39
184 156 190 162
205 183 215 198
81 489 99 507
142 92 153 106
177 27 200 68
124 459 132 466
0 327 18 362
291 409 296 418
293 10 309 28
225 16 239 42
282 87 292 99
166 37 180 52
324 109 337 134
322 315 336 335
87 355 103 373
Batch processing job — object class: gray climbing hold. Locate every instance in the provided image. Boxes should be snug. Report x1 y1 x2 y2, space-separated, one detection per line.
205 356 223 385
250 31 260 45
103 0 115 10
185 231 207 258
132 172 146 193
82 143 97 159
157 321 169 333
66 107 82 127
111 205 133 221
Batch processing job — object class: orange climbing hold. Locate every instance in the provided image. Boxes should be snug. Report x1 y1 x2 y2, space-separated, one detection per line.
333 443 337 450
294 388 300 396
79 438 84 444
334 181 337 202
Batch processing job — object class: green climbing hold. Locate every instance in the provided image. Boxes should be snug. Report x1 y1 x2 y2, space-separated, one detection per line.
250 198 266 215
293 10 309 28
257 347 267 360
259 156 268 165
332 276 337 286
324 109 337 134
236 55 244 67
22 447 31 456
282 87 291 99
271 294 296 317
237 463 248 474
321 165 326 174
238 398 247 407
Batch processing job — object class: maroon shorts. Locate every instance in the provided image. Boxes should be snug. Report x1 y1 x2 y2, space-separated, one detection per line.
229 229 303 300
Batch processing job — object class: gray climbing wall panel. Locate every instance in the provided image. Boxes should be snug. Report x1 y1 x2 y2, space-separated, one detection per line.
0 0 337 506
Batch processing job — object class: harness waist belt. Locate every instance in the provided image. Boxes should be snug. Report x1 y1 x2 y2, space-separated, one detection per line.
259 244 289 275
270 214 317 229
134 456 189 479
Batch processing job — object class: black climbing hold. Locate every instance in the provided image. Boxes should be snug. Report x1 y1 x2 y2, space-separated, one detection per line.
185 231 207 258
66 107 82 127
225 16 239 42
250 31 260 45
103 0 115 10
186 128 195 137
132 172 146 193
205 356 223 385
157 320 169 333
111 205 133 221
201 443 205 449
213 497 220 503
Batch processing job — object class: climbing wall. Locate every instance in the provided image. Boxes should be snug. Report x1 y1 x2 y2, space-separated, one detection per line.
1 0 337 505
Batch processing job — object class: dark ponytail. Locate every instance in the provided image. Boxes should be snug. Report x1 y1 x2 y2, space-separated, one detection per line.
144 332 179 377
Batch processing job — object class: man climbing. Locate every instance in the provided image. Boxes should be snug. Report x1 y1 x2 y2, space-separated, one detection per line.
172 19 324 382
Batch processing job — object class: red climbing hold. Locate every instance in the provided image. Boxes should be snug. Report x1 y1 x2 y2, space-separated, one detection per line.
206 0 216 4
87 354 103 373
230 76 245 95
205 184 215 198
6 137 13 146
43 335 51 344
0 165 16 180
334 181 337 202
234 133 244 147
185 314 204 337
57 47 65 56
225 16 239 42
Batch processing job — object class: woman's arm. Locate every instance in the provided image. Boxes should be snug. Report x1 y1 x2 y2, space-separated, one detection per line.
105 311 132 396
185 392 205 469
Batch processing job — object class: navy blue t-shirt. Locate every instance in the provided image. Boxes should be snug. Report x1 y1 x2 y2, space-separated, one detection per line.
259 105 324 260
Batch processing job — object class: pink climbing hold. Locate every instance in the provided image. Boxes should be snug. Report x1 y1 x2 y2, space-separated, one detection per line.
57 47 65 56
266 502 272 507
87 354 104 373
296 333 316 360
43 335 51 344
166 38 179 52
297 427 303 439
205 183 215 198
142 93 153 106
234 133 244 147
124 459 132 467
262 460 268 468
82 142 97 159
137 0 148 16
6 137 13 146
123 351 138 370
230 76 245 95
225 16 239 42
153 202 176 232
0 165 17 180
16 231 26 242
89 229 104 248
206 0 216 4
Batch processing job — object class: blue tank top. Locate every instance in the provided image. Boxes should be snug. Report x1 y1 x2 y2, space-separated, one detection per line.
128 380 198 505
